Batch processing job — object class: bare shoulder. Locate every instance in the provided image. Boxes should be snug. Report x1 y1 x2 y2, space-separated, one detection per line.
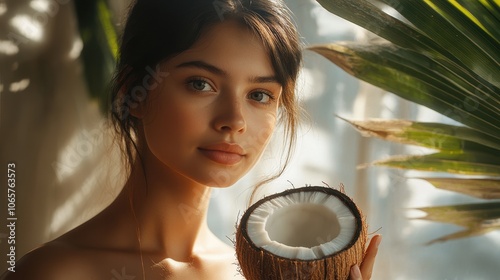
1 242 100 280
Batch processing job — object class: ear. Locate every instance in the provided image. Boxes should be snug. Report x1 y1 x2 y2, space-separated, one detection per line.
119 84 148 119
116 65 148 119
129 93 146 119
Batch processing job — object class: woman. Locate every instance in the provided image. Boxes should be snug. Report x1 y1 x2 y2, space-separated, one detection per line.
2 0 380 279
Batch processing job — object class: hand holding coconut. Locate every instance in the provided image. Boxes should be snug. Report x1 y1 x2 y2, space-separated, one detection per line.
350 234 382 280
236 186 381 280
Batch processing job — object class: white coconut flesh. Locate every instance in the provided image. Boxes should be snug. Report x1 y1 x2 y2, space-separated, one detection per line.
246 191 356 260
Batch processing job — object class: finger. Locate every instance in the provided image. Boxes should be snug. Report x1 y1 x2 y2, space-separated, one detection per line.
350 264 362 280
359 234 382 279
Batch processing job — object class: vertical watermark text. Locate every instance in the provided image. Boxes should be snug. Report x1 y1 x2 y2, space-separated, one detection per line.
6 163 17 272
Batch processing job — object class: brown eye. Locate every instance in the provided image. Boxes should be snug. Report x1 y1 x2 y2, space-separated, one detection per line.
249 91 273 103
187 78 214 92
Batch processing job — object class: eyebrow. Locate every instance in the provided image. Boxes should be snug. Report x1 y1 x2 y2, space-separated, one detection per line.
175 60 280 84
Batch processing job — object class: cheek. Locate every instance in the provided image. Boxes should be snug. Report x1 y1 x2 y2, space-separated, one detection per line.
141 93 205 153
245 111 277 156
144 87 203 129
260 110 278 140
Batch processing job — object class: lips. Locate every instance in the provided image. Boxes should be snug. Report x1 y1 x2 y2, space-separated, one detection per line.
198 143 245 165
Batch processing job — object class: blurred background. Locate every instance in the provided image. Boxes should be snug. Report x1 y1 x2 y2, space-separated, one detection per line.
1 0 499 279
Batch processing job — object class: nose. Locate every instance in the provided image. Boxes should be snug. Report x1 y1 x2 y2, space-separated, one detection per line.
212 95 246 134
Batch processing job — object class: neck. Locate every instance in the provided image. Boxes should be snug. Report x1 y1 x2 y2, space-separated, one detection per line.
113 152 214 262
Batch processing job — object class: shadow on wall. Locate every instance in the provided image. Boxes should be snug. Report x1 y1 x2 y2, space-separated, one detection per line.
0 0 127 271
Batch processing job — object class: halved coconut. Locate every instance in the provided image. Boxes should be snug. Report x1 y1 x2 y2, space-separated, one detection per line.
236 186 367 280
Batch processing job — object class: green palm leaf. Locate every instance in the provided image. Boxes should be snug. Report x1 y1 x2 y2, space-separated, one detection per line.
74 0 118 113
313 0 500 242
416 202 500 244
420 178 500 199
340 118 500 152
315 0 500 87
369 152 500 176
309 43 500 140
382 0 500 80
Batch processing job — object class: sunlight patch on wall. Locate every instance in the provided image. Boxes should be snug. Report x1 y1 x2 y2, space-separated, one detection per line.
381 93 398 118
52 122 109 182
68 37 83 59
29 0 50 13
48 170 99 235
406 208 427 219
314 5 356 38
376 173 391 197
10 14 43 42
332 82 351 117
9 78 30 92
279 127 335 188
0 40 19 55
296 67 325 102
487 231 500 247
0 3 7 16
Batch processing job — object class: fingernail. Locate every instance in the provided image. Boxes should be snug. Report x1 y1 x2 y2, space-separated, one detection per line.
376 235 382 248
351 264 362 280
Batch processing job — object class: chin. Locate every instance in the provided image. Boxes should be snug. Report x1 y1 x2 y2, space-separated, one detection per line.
206 177 239 188
195 164 251 188
182 170 239 188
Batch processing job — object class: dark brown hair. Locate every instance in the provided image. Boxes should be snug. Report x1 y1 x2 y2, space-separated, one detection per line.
110 0 302 192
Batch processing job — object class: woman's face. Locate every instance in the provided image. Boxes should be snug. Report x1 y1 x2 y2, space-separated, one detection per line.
138 20 282 187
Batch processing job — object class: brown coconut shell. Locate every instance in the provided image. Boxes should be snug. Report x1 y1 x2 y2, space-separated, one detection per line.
236 186 367 280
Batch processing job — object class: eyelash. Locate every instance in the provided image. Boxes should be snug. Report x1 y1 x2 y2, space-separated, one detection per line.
185 77 276 105
248 90 275 105
186 77 214 92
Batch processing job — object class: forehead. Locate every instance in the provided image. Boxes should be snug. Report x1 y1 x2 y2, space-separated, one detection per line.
165 20 276 78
